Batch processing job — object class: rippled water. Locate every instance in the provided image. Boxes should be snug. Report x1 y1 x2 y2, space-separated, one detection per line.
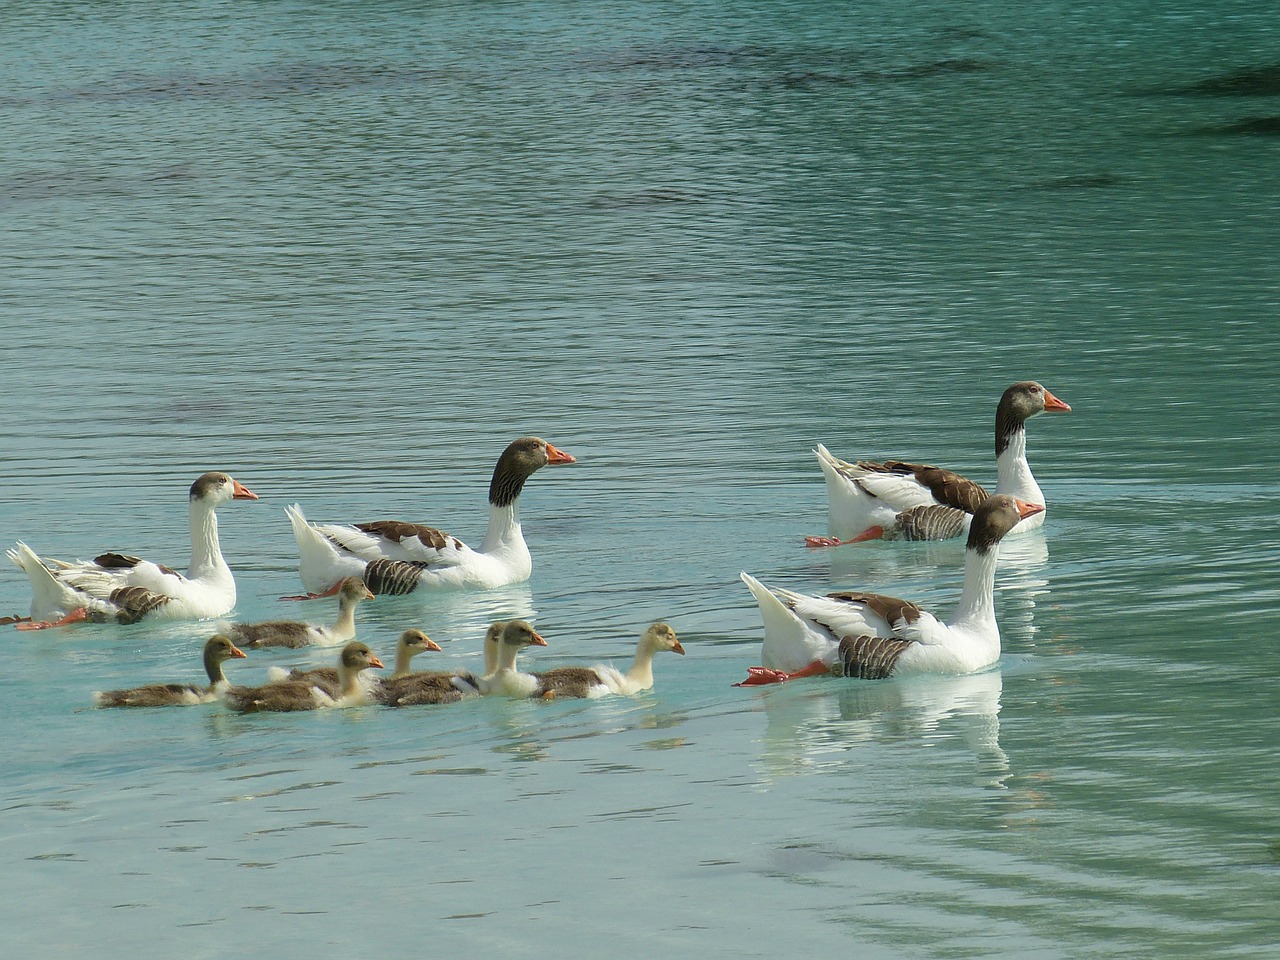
3 2 1278 956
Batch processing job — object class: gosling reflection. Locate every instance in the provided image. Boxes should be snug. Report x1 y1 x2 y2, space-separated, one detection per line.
754 668 1009 788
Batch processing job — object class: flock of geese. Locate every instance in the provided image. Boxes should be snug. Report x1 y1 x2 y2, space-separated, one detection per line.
7 382 1069 712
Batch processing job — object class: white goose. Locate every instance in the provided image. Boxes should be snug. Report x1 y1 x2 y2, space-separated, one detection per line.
6 472 259 629
739 495 1042 685
534 623 685 698
806 381 1069 546
284 436 575 598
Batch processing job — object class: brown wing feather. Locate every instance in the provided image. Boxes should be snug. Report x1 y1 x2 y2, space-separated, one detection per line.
354 520 462 552
864 460 989 513
94 553 183 579
824 590 924 626
107 586 172 624
837 635 915 680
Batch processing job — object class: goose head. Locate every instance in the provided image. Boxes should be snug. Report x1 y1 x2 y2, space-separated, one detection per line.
640 622 685 656
400 628 442 655
339 641 385 673
189 471 259 505
499 619 548 650
489 437 576 507
203 634 247 682
967 494 1044 553
336 576 376 608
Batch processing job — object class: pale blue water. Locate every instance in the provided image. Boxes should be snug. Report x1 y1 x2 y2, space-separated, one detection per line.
2 2 1279 957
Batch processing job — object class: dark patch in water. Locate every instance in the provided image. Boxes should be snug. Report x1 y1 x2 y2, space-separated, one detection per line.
579 44 769 72
2 61 447 109
1178 64 1280 97
1191 116 1280 136
1026 172 1127 191
587 187 708 210
776 57 992 92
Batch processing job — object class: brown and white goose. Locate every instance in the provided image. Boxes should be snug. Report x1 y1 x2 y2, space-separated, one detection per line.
94 635 248 707
741 495 1042 685
6 472 259 629
534 623 685 698
283 436 576 598
472 620 549 698
229 577 374 649
806 382 1069 546
225 641 384 712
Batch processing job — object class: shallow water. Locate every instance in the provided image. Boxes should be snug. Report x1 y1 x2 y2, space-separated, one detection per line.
2 2 1278 956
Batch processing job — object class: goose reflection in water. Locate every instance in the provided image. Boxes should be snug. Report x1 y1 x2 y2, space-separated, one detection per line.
752 668 1010 789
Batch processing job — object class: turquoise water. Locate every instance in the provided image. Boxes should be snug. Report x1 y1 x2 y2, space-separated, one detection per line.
3 2 1278 956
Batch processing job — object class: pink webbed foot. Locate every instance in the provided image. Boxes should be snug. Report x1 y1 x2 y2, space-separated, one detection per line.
278 582 343 601
734 660 831 687
804 526 885 548
14 607 89 630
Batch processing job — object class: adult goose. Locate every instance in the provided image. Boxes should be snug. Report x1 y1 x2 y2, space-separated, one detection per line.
740 495 1042 685
225 642 384 712
229 577 374 649
94 635 247 707
284 436 575 598
534 623 685 698
471 620 549 699
7 472 259 629
806 382 1069 546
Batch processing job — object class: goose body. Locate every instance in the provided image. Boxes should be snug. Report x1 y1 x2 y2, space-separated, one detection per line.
375 629 478 706
94 635 247 707
741 495 1042 684
807 382 1069 546
226 642 383 712
285 437 575 598
230 577 373 648
7 472 259 629
535 623 685 698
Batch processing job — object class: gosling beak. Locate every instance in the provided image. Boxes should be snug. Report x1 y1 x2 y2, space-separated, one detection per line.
422 637 442 652
368 656 385 670
671 641 686 655
530 631 548 646
230 645 248 659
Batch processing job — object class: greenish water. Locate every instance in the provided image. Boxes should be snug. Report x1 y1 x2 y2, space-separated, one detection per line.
2 2 1278 957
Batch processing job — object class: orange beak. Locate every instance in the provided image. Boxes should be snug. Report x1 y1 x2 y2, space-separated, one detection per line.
1042 388 1071 413
671 641 686 656
545 443 576 465
232 480 260 500
230 645 248 659
1014 499 1046 521
368 655 385 670
530 631 548 647
422 637 442 652
363 587 375 601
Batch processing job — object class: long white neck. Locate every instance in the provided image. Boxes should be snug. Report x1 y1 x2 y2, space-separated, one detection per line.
188 499 232 585
947 544 1000 634
993 428 1045 505
623 642 658 692
479 502 529 562
330 598 360 643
